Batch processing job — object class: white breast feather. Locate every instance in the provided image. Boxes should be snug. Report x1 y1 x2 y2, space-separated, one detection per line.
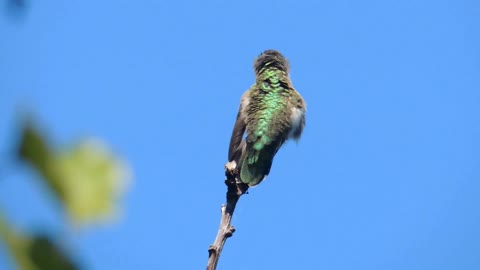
288 107 304 139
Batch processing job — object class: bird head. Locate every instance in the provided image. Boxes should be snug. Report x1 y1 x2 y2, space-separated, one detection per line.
254 50 290 75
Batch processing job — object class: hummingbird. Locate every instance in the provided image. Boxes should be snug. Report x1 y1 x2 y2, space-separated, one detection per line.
226 50 306 186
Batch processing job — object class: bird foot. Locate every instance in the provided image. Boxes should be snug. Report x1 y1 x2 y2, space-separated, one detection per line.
224 161 239 181
224 161 237 173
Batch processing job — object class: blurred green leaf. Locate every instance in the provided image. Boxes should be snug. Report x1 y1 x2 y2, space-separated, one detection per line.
54 139 130 224
0 212 78 270
28 235 77 270
18 120 63 196
18 120 50 166
17 120 131 225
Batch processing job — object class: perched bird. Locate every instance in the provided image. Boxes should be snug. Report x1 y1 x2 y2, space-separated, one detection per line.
226 50 306 186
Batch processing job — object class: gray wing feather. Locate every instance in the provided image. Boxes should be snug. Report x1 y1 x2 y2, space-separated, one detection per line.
228 92 249 163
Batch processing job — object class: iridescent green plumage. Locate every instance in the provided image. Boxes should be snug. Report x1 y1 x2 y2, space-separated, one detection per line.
227 50 306 186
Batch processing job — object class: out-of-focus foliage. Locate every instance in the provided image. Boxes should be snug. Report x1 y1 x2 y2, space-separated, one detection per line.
0 212 77 270
4 4 130 269
53 139 130 224
18 120 131 225
0 116 132 269
18 121 60 197
28 235 77 270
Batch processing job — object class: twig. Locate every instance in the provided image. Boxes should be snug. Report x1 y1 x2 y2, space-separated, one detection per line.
206 167 248 270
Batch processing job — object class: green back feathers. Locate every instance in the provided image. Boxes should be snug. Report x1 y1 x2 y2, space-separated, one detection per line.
247 69 290 150
238 50 294 186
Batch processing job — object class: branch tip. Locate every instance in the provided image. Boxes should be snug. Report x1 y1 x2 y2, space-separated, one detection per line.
206 166 249 270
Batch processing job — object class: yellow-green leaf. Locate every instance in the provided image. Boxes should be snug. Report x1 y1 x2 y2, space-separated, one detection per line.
53 139 131 225
17 120 131 226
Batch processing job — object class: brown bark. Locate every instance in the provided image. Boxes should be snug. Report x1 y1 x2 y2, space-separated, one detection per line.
206 168 248 270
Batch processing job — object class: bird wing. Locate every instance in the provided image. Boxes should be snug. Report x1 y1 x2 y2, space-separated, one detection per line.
228 91 250 164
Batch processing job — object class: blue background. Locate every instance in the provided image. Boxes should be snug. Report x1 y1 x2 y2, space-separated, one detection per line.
1 0 479 269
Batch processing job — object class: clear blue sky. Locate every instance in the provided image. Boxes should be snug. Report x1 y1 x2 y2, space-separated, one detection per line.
1 1 479 269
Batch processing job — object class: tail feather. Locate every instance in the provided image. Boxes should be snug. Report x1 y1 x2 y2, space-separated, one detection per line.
239 143 278 186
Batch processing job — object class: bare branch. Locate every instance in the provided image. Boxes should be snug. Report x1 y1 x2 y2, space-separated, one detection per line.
206 167 248 270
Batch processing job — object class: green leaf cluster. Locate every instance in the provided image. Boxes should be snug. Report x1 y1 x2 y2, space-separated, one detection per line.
1 118 131 269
